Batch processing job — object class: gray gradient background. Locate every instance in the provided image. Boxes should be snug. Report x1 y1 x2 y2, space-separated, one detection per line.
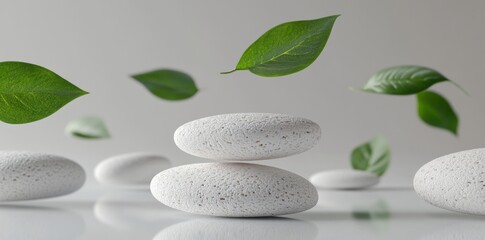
0 0 483 188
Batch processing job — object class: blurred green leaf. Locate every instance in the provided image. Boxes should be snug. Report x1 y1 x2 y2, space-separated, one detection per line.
65 116 110 139
351 136 391 176
132 69 198 101
417 91 458 135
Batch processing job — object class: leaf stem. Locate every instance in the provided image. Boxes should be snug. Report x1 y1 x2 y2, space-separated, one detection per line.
220 69 237 74
449 80 469 96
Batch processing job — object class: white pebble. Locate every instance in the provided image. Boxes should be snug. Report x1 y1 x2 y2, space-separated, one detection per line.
95 152 171 188
174 113 321 160
150 162 318 217
310 169 379 190
414 148 485 215
0 151 85 201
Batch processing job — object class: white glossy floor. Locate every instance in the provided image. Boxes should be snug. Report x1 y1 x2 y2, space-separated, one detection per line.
1 187 484 240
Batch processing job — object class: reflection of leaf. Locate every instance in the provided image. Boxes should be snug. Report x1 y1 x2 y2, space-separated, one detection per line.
351 136 391 176
417 91 459 135
352 200 390 220
65 116 110 139
132 69 198 101
362 65 449 95
222 15 339 77
0 61 88 124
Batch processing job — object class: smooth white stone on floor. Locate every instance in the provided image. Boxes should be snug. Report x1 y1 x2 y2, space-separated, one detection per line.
95 152 171 188
414 148 485 215
150 162 318 217
174 113 321 160
310 169 379 190
0 151 85 201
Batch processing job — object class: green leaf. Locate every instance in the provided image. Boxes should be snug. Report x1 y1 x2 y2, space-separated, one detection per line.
132 69 198 101
351 136 391 176
362 65 449 95
65 116 110 139
0 61 88 124
417 91 458 135
222 15 339 77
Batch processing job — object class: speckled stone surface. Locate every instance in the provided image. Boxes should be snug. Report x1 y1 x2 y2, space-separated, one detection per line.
414 148 485 215
95 152 171 188
310 169 379 190
174 113 321 161
150 162 318 217
0 151 85 201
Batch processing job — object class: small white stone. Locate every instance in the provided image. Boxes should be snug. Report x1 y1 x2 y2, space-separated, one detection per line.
0 151 85 201
414 148 485 215
174 113 321 160
150 162 318 217
310 169 379 190
95 152 171 188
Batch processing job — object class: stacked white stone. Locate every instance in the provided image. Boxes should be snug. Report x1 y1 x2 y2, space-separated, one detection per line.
150 113 321 217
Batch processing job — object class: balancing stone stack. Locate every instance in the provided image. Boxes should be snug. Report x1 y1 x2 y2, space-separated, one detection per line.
150 113 321 217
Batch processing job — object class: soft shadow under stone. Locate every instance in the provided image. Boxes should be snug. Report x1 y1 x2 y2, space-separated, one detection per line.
153 217 318 240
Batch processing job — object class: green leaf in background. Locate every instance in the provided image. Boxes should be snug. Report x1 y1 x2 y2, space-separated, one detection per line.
221 15 339 77
0 61 88 124
132 69 198 101
417 91 458 135
65 116 110 139
362 65 449 95
351 136 391 176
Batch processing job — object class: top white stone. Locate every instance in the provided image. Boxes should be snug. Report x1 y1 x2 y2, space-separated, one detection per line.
174 113 321 160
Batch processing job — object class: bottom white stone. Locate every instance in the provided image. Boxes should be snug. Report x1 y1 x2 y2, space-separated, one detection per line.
150 162 318 217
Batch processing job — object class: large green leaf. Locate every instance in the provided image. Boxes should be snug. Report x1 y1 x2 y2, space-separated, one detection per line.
417 91 458 135
132 69 198 101
351 136 391 176
65 116 110 139
0 61 88 124
222 15 339 77
362 65 449 95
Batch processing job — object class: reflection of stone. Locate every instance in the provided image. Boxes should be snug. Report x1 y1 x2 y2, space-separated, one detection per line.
317 190 383 210
0 204 84 240
153 217 318 240
419 222 485 240
94 191 184 230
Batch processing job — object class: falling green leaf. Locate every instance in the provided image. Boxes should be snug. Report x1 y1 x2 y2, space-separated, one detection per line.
132 69 198 101
362 65 450 95
222 15 339 77
351 136 391 176
65 116 110 139
417 91 458 135
0 61 88 124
